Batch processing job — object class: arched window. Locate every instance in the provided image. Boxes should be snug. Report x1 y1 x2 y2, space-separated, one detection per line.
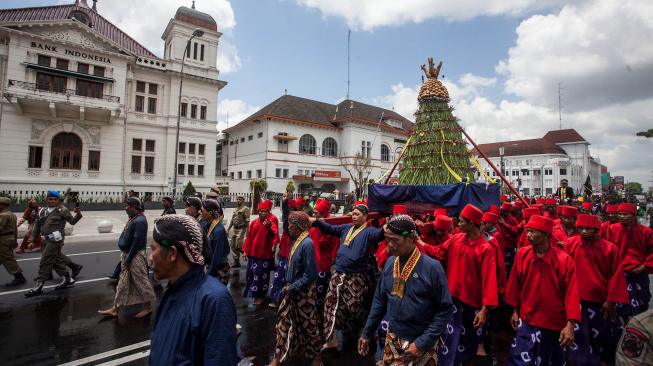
50 132 82 170
381 144 390 162
322 137 338 157
299 134 316 155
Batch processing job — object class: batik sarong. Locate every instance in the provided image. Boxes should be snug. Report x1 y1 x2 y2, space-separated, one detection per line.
508 319 567 366
269 256 288 303
114 251 156 307
616 272 650 317
381 331 440 366
323 271 372 340
274 283 322 362
244 257 274 299
570 301 620 365
437 299 485 366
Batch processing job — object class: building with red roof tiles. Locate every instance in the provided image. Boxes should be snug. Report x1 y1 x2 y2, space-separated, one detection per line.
0 1 226 200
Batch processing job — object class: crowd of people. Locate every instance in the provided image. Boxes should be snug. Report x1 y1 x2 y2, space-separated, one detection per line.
0 184 652 366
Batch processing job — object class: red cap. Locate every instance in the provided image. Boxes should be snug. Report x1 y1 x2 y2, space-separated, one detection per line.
545 198 557 206
287 197 296 209
606 204 619 213
461 204 483 225
295 197 306 207
523 207 540 219
488 205 500 215
500 195 509 202
561 206 579 218
556 206 564 215
315 199 331 217
576 214 601 229
434 208 448 216
525 215 554 235
581 202 593 210
501 202 513 211
434 215 452 231
393 204 408 215
258 200 272 211
618 203 637 215
513 201 525 209
536 198 545 205
482 212 499 224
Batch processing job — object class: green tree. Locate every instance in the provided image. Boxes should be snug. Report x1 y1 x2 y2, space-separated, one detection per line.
182 181 196 198
399 58 475 185
286 181 295 193
250 179 268 213
625 182 643 195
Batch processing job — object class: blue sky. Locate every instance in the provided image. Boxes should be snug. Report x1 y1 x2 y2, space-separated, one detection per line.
4 0 652 186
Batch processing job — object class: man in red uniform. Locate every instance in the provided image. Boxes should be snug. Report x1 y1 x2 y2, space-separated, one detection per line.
599 203 619 238
435 204 498 366
243 200 279 305
481 212 507 294
515 207 544 248
512 201 524 223
506 215 580 366
580 201 593 215
606 203 653 316
417 215 453 259
566 214 629 365
543 198 559 220
309 199 340 315
551 206 579 248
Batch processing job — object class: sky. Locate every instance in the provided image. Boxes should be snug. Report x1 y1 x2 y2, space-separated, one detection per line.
6 0 653 187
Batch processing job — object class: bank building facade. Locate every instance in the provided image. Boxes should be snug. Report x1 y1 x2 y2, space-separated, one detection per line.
0 0 225 202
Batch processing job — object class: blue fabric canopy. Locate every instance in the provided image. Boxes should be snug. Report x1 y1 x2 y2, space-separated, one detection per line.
367 183 501 217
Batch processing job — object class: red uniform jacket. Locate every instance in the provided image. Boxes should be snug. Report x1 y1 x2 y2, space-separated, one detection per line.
243 217 279 260
486 234 508 295
309 226 340 273
505 245 581 331
434 233 498 308
606 223 653 272
551 223 579 248
564 236 629 304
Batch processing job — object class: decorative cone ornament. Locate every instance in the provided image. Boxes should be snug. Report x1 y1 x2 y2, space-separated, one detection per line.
399 57 475 185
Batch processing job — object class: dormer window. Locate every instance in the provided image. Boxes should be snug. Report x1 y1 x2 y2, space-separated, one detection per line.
69 10 92 27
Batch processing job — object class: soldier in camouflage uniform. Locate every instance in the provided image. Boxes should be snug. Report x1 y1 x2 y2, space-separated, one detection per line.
25 190 83 297
0 197 26 286
617 309 653 365
227 196 249 268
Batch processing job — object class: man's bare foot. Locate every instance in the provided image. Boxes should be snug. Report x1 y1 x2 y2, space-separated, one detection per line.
476 342 487 357
268 358 280 366
98 307 118 317
134 307 152 318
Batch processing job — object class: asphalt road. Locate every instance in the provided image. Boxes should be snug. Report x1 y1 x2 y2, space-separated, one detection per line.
0 238 281 366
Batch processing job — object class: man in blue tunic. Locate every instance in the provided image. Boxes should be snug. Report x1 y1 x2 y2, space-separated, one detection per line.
310 203 386 350
149 214 239 366
201 199 230 285
359 214 453 365
270 211 321 366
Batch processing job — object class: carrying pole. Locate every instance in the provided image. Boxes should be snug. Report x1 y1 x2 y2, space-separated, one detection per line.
458 125 530 207
383 138 410 184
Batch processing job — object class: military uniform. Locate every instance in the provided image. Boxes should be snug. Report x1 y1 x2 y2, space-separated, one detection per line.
229 204 250 262
617 309 653 365
31 205 82 282
0 205 22 276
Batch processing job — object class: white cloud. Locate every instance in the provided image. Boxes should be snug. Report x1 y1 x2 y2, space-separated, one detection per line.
293 0 572 30
496 0 653 111
96 0 236 57
373 74 653 185
217 40 242 74
217 99 261 131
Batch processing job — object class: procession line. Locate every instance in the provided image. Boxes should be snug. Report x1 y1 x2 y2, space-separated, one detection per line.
94 349 150 366
57 340 150 366
17 249 121 262
0 277 110 296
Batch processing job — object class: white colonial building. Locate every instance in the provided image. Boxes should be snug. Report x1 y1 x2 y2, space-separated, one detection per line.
220 95 413 194
475 129 604 197
0 1 225 201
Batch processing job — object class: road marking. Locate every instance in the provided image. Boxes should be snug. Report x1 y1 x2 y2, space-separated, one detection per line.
95 349 150 366
0 277 111 296
57 340 150 366
17 249 121 262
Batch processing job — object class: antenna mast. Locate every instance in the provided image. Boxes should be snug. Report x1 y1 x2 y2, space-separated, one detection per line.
347 29 351 100
558 82 563 130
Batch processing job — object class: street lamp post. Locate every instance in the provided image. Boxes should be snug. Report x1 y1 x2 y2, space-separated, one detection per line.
499 145 505 188
172 29 204 200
